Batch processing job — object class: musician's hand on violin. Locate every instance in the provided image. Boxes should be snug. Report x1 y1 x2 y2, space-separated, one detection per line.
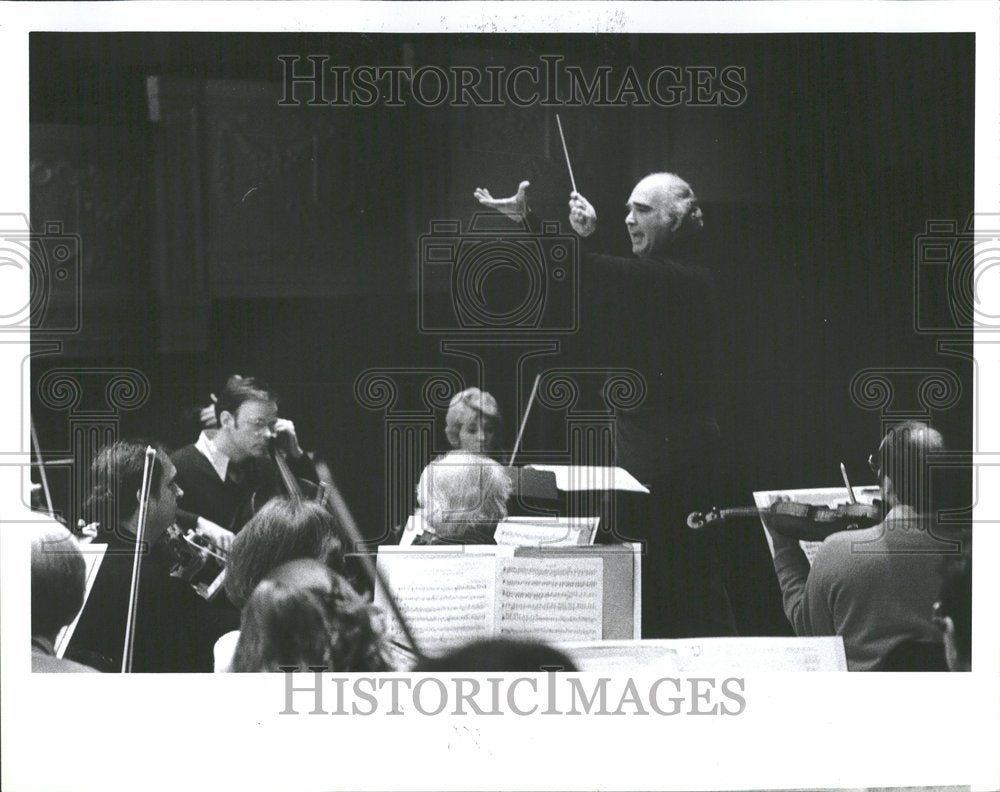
274 418 304 458
195 517 234 554
568 191 597 238
474 181 530 222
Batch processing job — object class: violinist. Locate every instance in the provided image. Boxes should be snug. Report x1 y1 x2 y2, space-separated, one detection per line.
767 421 969 671
172 375 318 533
66 440 217 672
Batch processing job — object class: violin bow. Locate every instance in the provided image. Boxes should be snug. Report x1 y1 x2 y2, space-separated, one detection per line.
122 446 157 674
508 373 541 468
30 419 56 519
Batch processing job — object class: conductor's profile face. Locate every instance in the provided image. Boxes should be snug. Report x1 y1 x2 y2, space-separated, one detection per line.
625 176 676 258
224 399 279 460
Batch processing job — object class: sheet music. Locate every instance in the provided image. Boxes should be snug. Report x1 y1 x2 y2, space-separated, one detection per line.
375 549 498 653
495 516 598 547
495 557 603 642
563 636 847 673
54 543 107 658
754 486 881 565
526 465 650 493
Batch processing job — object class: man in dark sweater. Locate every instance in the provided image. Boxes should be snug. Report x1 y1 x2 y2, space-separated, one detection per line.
172 375 318 534
475 173 733 638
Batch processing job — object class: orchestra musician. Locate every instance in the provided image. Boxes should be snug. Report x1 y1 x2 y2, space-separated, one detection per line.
67 440 218 672
412 451 512 545
230 558 393 673
475 174 734 638
767 421 969 671
172 375 318 533
213 497 350 671
30 523 97 672
445 387 502 457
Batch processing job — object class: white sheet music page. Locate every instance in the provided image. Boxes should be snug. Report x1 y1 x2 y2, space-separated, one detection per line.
494 516 599 546
495 556 603 642
374 547 506 653
527 464 650 493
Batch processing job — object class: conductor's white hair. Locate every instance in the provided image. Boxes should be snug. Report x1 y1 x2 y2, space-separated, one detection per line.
644 171 704 236
417 451 511 537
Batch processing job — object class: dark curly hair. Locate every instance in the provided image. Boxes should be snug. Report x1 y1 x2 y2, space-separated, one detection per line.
231 559 392 673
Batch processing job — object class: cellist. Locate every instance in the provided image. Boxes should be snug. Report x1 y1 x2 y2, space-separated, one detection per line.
67 441 218 672
172 375 319 534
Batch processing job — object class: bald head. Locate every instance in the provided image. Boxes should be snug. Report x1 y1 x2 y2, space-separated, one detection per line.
877 421 946 510
625 172 704 257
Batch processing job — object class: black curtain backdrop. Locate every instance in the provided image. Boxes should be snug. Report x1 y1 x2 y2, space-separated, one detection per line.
29 33 974 636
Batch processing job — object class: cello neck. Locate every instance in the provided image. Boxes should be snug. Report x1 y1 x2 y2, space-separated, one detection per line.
272 445 304 503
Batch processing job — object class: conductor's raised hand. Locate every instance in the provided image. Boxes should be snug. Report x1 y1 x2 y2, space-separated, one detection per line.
474 180 530 222
568 191 597 238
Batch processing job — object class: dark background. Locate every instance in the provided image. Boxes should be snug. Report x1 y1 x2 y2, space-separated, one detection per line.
28 33 974 636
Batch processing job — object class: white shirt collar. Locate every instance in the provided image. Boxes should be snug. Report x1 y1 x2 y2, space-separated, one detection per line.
195 430 230 482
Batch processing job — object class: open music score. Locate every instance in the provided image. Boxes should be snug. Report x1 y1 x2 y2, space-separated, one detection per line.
755 485 880 564
494 516 599 547
375 546 604 654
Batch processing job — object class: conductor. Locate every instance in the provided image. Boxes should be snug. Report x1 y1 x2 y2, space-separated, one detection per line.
476 174 733 638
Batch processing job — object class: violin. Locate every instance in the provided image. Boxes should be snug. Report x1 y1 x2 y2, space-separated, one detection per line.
165 525 228 600
687 499 883 542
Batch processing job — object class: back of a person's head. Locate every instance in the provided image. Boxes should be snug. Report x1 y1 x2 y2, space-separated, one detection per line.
878 420 946 510
83 439 165 528
416 451 511 543
31 523 86 641
215 374 278 424
416 638 578 673
225 497 348 610
231 558 391 673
